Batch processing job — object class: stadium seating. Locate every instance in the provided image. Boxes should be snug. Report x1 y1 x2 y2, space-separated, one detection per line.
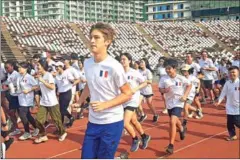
1 17 238 67
138 21 218 58
201 20 240 51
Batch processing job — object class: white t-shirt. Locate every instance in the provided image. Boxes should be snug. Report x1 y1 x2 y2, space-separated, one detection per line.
139 69 153 95
159 74 191 109
84 56 128 124
55 69 74 93
39 72 58 107
0 63 6 81
72 61 80 71
123 68 145 108
157 66 167 78
188 62 201 77
17 73 37 107
199 58 215 80
218 64 228 77
187 75 200 101
78 69 86 90
7 70 21 96
218 78 239 115
68 66 80 95
232 60 240 67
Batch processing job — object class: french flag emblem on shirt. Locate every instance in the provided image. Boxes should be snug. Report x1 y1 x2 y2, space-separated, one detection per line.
176 82 182 86
100 70 108 78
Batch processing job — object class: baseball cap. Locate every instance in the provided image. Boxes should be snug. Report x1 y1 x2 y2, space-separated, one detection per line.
181 64 191 71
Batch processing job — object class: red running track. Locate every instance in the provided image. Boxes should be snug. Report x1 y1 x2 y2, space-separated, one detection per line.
6 84 240 159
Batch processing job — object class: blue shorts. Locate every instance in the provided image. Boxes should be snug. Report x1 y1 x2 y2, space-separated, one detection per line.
168 107 183 118
81 120 124 159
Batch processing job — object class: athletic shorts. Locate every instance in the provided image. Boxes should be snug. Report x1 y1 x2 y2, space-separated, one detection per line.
124 106 137 112
81 120 124 159
168 107 183 118
76 85 80 92
34 90 41 96
141 94 154 98
203 80 213 89
6 94 20 110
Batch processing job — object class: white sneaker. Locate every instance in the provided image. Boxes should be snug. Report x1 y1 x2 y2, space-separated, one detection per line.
9 129 21 136
162 109 168 114
59 132 67 142
34 136 48 144
188 112 194 118
19 132 32 140
32 128 39 137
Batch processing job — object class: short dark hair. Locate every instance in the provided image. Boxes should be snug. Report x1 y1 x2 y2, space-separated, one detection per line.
164 58 178 69
71 53 78 60
228 66 239 71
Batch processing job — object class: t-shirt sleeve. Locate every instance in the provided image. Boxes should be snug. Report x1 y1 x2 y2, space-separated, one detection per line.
29 75 38 86
113 65 128 88
209 60 215 68
195 63 201 72
159 76 166 88
72 68 80 79
48 73 55 84
136 71 145 83
182 76 191 86
147 70 153 80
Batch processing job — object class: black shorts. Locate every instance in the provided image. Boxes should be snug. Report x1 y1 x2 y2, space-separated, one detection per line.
6 94 20 110
168 107 183 118
76 85 80 92
141 94 154 98
124 106 137 112
34 90 41 96
80 89 83 94
203 80 213 89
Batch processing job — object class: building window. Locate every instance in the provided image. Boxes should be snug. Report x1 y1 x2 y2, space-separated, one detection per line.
153 7 156 11
178 4 183 9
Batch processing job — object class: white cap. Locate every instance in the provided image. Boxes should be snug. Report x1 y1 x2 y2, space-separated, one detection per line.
55 61 64 67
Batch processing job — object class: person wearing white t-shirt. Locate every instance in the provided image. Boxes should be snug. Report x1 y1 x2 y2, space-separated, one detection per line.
231 52 240 67
180 64 203 127
3 61 21 136
16 62 39 140
77 22 132 159
157 57 168 114
62 55 81 114
75 59 90 119
159 58 192 154
185 53 201 77
139 58 159 123
34 59 67 144
55 61 75 128
215 66 240 141
199 51 217 103
120 53 150 152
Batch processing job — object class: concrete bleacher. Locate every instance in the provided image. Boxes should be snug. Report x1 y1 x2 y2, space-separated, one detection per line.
1 17 238 67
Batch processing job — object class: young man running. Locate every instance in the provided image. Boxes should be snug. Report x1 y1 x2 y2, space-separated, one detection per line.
78 22 132 159
159 58 192 154
215 66 240 141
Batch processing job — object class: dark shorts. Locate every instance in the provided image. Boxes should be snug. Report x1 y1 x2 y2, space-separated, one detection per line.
34 90 41 96
76 85 80 92
124 106 137 112
168 107 183 118
203 80 213 89
6 94 20 110
81 120 124 159
141 94 154 98
195 93 200 97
